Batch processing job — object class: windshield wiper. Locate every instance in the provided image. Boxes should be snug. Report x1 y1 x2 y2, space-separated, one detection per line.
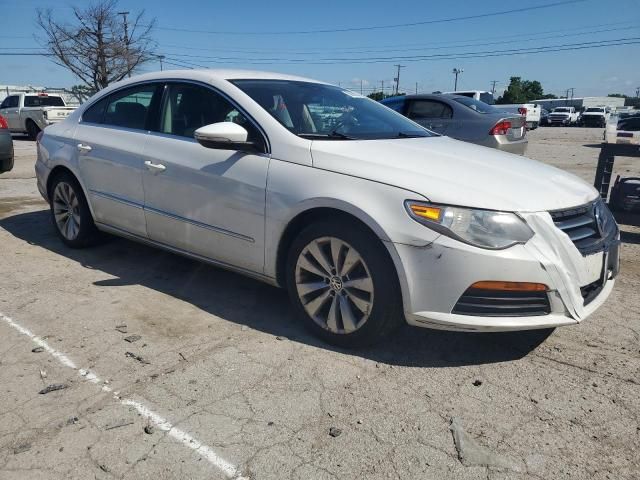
298 132 356 140
397 131 428 138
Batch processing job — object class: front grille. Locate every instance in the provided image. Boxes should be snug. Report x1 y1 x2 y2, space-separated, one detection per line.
549 201 613 254
452 288 551 317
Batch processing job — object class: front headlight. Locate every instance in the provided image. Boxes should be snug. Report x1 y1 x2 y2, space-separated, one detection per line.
405 200 534 249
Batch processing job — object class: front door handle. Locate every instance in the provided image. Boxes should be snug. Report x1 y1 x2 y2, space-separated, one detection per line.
144 160 166 173
77 143 92 153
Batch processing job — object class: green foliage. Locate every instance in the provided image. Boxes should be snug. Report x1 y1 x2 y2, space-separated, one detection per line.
607 93 627 98
496 77 546 104
368 91 405 101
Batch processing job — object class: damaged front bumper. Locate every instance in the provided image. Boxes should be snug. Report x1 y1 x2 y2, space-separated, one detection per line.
392 208 619 332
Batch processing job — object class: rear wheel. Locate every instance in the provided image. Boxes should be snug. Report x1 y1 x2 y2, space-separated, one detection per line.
26 120 40 140
50 172 100 248
286 219 403 347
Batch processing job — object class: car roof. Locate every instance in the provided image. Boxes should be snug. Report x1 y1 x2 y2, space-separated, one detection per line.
383 94 465 102
114 69 325 85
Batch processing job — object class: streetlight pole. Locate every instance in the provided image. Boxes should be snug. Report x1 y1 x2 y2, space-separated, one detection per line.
158 55 165 71
452 68 464 90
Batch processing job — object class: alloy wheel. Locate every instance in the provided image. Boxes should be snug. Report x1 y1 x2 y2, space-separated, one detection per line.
295 237 374 334
52 182 81 241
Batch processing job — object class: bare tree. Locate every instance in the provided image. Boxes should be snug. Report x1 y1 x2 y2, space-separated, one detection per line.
37 0 156 91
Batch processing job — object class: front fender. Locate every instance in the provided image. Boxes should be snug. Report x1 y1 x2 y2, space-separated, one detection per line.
263 158 440 279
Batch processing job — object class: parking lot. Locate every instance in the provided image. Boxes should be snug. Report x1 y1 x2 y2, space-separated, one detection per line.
1 128 639 479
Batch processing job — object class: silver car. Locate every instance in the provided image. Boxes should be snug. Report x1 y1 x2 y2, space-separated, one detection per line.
381 94 528 154
35 70 618 347
0 114 14 173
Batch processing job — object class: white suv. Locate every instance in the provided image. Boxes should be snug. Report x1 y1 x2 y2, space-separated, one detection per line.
36 70 619 346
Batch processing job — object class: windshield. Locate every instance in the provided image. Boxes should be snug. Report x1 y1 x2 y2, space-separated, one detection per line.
231 80 432 140
554 108 570 112
586 108 604 112
24 96 65 107
452 96 501 114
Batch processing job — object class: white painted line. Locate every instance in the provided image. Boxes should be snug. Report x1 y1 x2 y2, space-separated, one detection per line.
1 312 248 480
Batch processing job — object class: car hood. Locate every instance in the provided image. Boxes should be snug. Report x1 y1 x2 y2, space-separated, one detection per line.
310 136 598 212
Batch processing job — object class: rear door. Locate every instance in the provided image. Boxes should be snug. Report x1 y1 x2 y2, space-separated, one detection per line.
0 95 21 130
406 99 453 134
74 82 163 237
141 81 269 273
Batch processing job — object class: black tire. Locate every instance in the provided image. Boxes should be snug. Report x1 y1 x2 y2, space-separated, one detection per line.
286 218 404 348
49 171 101 248
26 120 40 141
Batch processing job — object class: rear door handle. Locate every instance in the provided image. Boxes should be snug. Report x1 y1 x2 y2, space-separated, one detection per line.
77 143 92 153
144 160 166 173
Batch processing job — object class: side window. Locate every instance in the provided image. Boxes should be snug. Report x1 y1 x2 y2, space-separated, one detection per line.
408 100 453 120
161 83 263 147
102 84 160 130
81 96 109 124
3 96 19 108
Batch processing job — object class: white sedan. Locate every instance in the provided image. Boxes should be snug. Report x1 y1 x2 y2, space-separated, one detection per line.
36 70 619 346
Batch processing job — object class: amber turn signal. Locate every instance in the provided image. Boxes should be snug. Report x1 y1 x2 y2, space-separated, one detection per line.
470 281 548 292
408 203 442 222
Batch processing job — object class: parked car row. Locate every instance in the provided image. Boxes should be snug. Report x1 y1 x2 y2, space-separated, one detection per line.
380 94 528 154
35 69 619 346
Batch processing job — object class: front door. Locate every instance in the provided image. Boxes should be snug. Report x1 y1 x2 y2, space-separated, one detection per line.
141 82 269 273
74 83 163 237
407 99 454 135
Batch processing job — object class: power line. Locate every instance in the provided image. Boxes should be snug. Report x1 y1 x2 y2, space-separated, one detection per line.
149 0 586 36
156 36 640 64
157 23 637 57
5 37 639 67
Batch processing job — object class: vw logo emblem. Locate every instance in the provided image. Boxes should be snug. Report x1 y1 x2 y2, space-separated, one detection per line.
593 203 605 237
329 276 343 291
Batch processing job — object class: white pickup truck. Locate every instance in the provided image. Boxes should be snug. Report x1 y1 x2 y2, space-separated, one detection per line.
0 93 76 139
548 106 579 126
493 103 542 130
580 106 610 128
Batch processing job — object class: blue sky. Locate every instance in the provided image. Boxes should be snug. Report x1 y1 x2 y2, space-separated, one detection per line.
1 0 639 97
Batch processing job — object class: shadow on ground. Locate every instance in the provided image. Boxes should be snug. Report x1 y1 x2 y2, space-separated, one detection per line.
1 209 553 367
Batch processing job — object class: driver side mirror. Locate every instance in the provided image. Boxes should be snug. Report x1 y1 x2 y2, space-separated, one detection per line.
194 122 259 152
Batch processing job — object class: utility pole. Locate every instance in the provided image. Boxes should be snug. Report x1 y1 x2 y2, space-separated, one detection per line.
380 80 384 97
360 79 363 95
393 64 405 95
158 55 165 71
415 82 418 94
490 80 499 94
452 68 464 90
635 86 639 98
117 11 131 77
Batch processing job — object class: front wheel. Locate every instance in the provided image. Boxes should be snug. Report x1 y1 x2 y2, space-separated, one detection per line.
286 219 403 347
